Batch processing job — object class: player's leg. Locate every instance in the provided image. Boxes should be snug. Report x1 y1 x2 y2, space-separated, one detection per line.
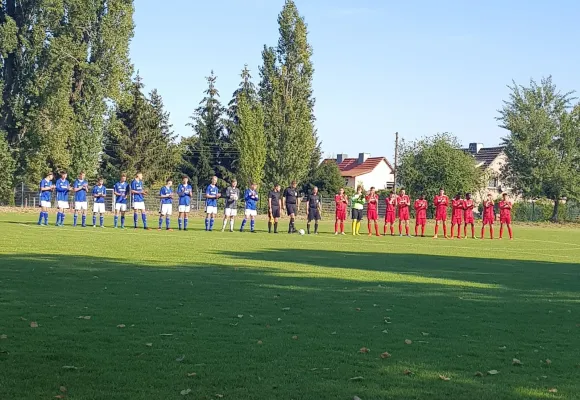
205 212 210 231
334 216 339 235
470 223 475 238
92 208 98 227
405 219 410 236
274 216 279 233
507 223 513 239
120 209 126 228
73 206 78 227
178 211 183 230
183 209 189 231
421 221 426 237
114 207 119 228
230 211 236 232
99 210 104 228
367 216 372 236
56 205 63 226
442 219 448 238
434 220 439 238
351 210 356 236
480 221 486 239
250 213 256 232
222 209 229 231
499 222 504 239
165 206 171 230
374 218 380 236
140 208 148 229
314 212 320 234
490 222 494 239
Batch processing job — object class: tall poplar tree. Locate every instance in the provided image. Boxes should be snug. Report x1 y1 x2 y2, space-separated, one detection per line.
229 66 266 186
259 0 317 187
1 0 134 184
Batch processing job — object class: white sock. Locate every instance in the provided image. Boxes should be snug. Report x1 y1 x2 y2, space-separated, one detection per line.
230 219 234 230
222 219 227 229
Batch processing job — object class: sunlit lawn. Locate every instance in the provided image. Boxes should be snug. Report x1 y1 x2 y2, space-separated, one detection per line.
0 213 579 399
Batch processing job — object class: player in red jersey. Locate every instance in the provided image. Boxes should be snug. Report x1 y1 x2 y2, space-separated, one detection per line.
397 189 411 237
450 193 463 239
498 193 513 240
365 187 381 236
433 188 449 239
384 192 397 235
463 193 476 239
414 194 428 237
481 193 495 239
334 188 348 235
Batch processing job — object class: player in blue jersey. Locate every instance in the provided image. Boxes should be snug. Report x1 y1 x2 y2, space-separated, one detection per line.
55 171 71 226
113 173 129 228
177 175 192 231
37 171 54 226
240 182 259 233
92 177 106 228
131 172 150 230
72 171 89 227
158 179 174 231
205 175 221 231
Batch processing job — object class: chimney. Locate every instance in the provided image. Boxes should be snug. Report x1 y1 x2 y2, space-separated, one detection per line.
336 154 348 164
468 143 484 154
358 152 370 164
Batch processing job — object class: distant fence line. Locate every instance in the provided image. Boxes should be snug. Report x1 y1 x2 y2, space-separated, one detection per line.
8 185 580 222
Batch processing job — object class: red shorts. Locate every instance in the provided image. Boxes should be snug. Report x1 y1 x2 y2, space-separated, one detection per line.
416 218 426 226
367 209 378 220
399 208 410 221
483 216 494 225
335 209 346 221
385 211 395 224
464 214 474 224
500 215 512 224
452 216 462 225
435 209 447 221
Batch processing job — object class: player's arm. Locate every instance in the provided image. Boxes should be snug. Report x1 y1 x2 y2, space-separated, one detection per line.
130 182 141 195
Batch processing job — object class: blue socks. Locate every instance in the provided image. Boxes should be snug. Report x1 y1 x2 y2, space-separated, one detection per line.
159 216 163 229
100 215 104 227
114 215 118 228
56 212 65 225
209 218 214 230
184 218 188 230
93 215 97 226
251 219 255 232
178 218 182 230
82 215 86 227
205 218 209 231
166 217 170 229
44 212 48 225
73 214 78 226
141 213 147 229
120 216 125 228
240 219 247 231
134 212 138 228
38 211 43 225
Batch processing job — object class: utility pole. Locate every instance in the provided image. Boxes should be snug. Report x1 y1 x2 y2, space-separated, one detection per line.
393 132 399 192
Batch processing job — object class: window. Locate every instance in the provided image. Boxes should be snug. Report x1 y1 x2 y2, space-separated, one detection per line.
488 177 499 188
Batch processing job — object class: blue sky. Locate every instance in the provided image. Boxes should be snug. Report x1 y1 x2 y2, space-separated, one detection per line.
131 0 579 161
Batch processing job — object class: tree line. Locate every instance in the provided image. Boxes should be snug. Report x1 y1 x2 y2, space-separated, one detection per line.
0 0 339 203
2 2 578 220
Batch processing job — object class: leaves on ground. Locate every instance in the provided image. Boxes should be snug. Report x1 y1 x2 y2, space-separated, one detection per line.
180 388 192 396
281 307 290 311
30 321 38 328
292 335 298 340
354 396 362 400
187 373 197 377
176 355 185 362
359 347 369 353
545 359 552 365
422 332 429 336
159 333 173 336
475 371 484 377
77 316 91 320
349 376 364 381
405 339 412 345
403 369 413 375
62 366 78 370
439 375 451 381
0 334 7 339
355 308 361 311
487 370 499 375
512 358 523 366
257 340 263 345
237 314 243 318
548 388 558 393
145 343 153 347
117 324 126 328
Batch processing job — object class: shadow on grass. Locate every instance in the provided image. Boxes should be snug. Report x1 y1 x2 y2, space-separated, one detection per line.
0 253 578 400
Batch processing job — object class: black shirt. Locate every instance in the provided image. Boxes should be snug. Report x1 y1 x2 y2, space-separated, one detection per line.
283 187 299 204
269 190 281 208
307 194 320 209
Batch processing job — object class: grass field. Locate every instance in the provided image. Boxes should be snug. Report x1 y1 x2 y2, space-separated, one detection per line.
1 213 579 400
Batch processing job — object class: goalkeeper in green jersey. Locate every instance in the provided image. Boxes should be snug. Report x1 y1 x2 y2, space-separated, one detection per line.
351 186 366 235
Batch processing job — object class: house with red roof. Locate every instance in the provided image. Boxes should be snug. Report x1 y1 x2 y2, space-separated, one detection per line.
325 153 395 190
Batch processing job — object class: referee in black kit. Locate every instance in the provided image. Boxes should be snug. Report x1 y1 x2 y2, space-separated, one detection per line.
283 180 301 233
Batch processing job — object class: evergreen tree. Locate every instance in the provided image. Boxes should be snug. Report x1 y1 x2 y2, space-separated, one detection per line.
101 75 174 185
259 0 316 187
498 77 580 221
183 71 230 188
1 0 134 184
303 160 343 197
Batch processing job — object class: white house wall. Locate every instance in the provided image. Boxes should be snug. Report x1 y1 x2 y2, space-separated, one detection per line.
355 161 395 190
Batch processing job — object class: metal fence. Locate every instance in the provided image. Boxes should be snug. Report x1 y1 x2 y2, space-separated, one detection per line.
8 184 580 222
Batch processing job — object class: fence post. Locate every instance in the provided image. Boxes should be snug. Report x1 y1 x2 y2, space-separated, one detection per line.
21 182 24 207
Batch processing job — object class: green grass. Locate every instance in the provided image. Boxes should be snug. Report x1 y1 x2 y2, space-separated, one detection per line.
1 213 579 400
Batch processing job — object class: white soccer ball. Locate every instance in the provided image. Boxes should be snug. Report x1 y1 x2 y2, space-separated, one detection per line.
298 229 305 235
231 194 238 201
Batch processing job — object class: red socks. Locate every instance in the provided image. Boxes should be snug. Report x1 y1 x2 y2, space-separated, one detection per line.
374 222 380 236
398 222 402 235
442 223 447 237
435 225 439 236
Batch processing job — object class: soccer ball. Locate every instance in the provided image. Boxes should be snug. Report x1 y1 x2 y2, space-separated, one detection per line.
298 229 305 235
231 194 238 201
